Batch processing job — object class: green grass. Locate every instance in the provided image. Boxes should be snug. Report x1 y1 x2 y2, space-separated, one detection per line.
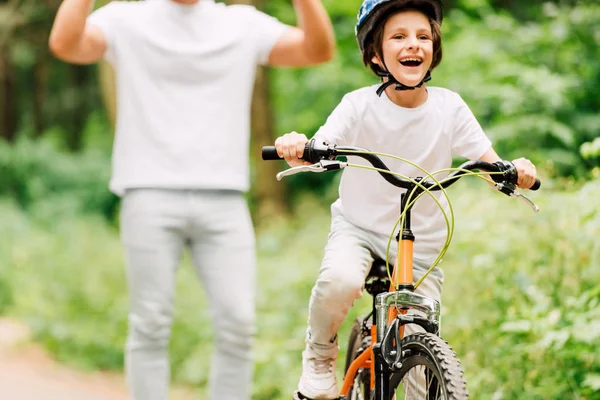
1 179 599 399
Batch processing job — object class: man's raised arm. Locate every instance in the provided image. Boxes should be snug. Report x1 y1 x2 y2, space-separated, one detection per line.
268 0 335 67
49 0 107 64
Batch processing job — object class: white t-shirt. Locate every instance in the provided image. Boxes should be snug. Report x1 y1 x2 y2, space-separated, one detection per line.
88 0 288 195
315 85 492 264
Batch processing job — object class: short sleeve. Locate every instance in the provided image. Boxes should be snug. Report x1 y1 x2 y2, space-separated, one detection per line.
235 5 289 66
87 2 124 64
313 95 358 146
450 94 492 160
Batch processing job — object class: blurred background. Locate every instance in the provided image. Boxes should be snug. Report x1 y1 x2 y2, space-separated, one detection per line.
1 0 599 398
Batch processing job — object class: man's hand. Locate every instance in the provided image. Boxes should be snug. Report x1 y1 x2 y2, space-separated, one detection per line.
268 0 335 67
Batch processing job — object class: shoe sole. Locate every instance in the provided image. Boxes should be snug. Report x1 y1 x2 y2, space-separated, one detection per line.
293 390 342 400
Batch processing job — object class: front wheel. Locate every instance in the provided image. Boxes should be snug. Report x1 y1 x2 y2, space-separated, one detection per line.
390 332 468 400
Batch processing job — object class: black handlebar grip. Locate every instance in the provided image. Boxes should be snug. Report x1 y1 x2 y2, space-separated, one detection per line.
262 143 313 161
261 146 282 160
530 179 541 191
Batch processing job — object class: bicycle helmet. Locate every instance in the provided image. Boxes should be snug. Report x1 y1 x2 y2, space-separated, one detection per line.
355 0 444 95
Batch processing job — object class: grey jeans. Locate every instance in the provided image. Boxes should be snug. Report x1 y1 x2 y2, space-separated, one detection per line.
119 189 256 400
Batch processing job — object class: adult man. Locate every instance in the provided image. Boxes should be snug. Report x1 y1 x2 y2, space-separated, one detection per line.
48 0 335 399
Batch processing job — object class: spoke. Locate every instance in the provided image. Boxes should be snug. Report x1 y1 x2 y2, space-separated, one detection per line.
352 369 365 400
398 364 447 400
426 367 431 399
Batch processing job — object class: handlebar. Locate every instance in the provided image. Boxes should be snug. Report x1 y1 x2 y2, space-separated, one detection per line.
261 139 541 192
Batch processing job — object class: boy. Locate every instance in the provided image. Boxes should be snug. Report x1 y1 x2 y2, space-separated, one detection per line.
274 0 537 398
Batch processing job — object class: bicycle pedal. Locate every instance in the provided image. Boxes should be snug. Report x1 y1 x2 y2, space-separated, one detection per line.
293 391 343 400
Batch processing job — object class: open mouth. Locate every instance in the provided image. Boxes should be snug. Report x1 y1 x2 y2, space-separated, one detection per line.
399 58 423 67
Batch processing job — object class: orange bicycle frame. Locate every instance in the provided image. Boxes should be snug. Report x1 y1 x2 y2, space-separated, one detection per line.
339 231 414 396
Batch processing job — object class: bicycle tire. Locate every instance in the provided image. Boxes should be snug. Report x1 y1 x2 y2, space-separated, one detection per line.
344 317 371 400
389 332 468 400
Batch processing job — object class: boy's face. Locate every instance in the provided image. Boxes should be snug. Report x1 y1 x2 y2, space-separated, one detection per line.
371 10 434 87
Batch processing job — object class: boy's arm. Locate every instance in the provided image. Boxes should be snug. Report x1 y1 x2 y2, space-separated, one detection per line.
275 94 355 165
450 94 537 188
49 0 107 64
268 0 335 66
478 147 501 163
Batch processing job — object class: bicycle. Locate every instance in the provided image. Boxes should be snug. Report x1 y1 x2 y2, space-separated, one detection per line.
262 139 541 400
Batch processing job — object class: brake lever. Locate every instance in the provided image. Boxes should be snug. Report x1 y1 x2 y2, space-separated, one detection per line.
495 183 540 213
276 160 347 181
512 191 540 212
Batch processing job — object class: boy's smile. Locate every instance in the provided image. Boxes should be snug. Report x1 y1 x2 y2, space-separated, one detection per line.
399 56 423 67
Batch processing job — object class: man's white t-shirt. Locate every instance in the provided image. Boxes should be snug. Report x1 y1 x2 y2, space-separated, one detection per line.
88 0 288 195
314 85 492 264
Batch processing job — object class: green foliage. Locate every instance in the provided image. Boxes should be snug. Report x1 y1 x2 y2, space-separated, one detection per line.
436 2 600 177
581 137 600 170
1 179 599 399
0 199 129 370
0 130 118 223
442 180 600 399
0 270 12 315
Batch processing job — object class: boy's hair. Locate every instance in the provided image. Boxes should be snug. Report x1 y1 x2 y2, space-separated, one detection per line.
360 2 443 77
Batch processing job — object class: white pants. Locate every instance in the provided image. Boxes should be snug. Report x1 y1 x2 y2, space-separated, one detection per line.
120 189 256 400
308 214 444 346
307 215 445 398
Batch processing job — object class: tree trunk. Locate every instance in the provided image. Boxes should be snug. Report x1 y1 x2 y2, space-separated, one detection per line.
66 64 89 151
98 61 117 125
250 66 288 222
0 47 17 142
32 57 49 136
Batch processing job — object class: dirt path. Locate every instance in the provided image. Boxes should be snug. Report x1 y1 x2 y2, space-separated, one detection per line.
0 319 199 400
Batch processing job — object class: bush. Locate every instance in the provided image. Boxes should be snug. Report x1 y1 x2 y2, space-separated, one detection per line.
435 2 600 177
442 179 600 399
0 136 118 223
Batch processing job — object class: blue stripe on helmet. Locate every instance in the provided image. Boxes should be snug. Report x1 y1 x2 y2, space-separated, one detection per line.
355 0 392 35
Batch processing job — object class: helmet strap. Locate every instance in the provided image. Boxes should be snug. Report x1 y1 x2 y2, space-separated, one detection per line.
375 62 432 97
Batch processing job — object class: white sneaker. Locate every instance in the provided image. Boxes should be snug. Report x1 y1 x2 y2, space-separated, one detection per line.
297 342 339 399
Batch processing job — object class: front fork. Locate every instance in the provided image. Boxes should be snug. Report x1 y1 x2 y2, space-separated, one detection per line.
372 290 441 400
373 342 390 399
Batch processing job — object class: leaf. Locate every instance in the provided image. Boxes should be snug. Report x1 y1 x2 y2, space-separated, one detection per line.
536 329 570 350
572 320 600 344
500 320 532 333
583 373 600 391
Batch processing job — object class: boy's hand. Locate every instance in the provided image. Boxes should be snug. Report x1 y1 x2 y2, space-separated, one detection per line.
275 132 311 167
512 157 537 189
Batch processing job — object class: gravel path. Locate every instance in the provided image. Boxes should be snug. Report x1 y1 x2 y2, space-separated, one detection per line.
0 319 199 400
